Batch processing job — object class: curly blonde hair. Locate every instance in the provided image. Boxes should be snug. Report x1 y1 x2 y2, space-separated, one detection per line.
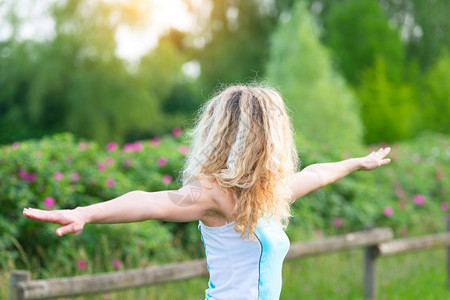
182 85 299 238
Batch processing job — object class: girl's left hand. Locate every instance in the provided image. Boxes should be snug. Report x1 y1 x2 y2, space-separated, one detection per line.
359 147 391 170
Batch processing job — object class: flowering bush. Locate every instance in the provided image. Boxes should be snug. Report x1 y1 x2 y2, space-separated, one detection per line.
289 132 450 240
0 132 191 269
1 131 449 270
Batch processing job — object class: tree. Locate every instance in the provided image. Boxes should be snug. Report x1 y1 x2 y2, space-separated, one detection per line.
357 57 418 143
322 0 405 86
0 0 188 144
420 52 450 134
266 1 364 157
191 0 295 96
380 0 450 71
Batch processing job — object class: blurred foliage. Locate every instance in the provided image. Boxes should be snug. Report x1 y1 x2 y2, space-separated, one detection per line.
322 0 405 86
315 0 449 143
357 56 419 143
266 1 364 157
0 0 449 146
0 0 197 144
419 52 450 135
0 132 203 269
380 0 450 71
1 132 448 270
288 131 450 240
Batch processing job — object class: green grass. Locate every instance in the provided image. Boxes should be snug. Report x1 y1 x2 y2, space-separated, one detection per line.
3 248 449 299
282 249 449 300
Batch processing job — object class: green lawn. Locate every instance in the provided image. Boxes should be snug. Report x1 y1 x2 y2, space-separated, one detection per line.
3 248 449 299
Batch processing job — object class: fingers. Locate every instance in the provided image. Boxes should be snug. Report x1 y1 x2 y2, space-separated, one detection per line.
374 147 390 157
57 222 84 236
23 208 59 223
23 208 83 236
381 158 391 166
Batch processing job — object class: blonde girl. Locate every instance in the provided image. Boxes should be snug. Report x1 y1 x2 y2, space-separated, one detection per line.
24 85 391 300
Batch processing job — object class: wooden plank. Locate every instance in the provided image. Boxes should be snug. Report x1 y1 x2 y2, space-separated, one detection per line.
363 246 379 300
16 259 208 300
14 227 394 299
447 215 450 289
285 227 393 260
9 270 31 300
379 232 450 256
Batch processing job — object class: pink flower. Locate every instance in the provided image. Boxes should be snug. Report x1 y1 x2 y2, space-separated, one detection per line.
105 157 114 166
106 142 117 152
162 175 172 184
441 202 448 211
179 145 188 155
77 260 87 270
149 137 160 146
333 218 343 228
413 194 426 206
106 178 115 188
123 159 132 168
134 141 143 152
383 206 394 217
12 142 18 150
436 170 444 180
79 142 88 151
172 127 182 137
44 197 55 210
123 143 135 153
70 172 80 182
395 188 404 197
112 259 121 269
53 172 63 181
18 169 27 179
25 173 36 183
157 157 167 167
97 163 106 172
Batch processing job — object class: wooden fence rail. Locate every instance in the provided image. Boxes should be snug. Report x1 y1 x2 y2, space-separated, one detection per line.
10 217 450 300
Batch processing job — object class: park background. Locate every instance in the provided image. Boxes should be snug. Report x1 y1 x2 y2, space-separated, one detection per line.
0 0 449 298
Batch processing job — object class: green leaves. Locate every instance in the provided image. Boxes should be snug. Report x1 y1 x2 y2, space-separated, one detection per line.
0 132 187 268
266 1 364 158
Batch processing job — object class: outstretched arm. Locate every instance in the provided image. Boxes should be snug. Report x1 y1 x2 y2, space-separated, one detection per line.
23 180 217 236
289 147 391 201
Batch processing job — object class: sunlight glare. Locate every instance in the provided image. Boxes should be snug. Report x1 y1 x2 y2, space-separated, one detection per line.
115 0 195 62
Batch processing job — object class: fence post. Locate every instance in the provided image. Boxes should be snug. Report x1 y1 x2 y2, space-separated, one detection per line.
9 270 31 300
447 214 450 289
363 244 379 300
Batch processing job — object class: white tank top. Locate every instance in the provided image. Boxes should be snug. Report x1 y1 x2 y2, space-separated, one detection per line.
198 218 290 300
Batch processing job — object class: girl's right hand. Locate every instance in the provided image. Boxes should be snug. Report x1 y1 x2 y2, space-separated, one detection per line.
23 208 86 236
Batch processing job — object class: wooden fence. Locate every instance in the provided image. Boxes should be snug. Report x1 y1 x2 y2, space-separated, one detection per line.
10 216 450 300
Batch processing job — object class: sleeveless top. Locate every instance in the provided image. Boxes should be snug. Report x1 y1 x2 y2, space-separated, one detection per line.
198 218 290 300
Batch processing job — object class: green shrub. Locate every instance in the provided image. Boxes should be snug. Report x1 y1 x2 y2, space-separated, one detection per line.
289 132 450 240
0 132 191 269
1 132 448 273
266 1 364 158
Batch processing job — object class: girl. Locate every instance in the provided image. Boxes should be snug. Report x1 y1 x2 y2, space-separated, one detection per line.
23 85 391 300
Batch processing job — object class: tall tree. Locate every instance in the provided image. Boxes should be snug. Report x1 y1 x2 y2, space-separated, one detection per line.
357 57 418 143
0 0 187 144
266 1 363 156
380 0 450 71
420 52 450 134
192 0 295 96
322 0 405 86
